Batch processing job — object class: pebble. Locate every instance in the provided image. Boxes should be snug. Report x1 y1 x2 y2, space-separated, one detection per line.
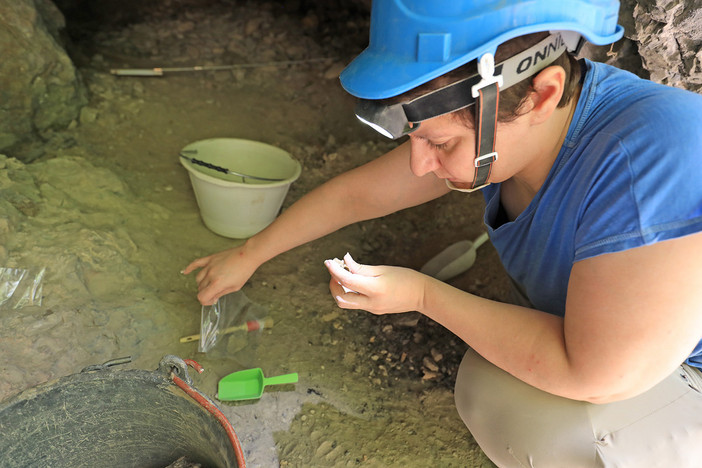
422 356 439 372
321 311 338 322
395 314 420 327
430 348 443 362
301 13 319 31
245 18 263 35
79 107 98 124
323 62 345 80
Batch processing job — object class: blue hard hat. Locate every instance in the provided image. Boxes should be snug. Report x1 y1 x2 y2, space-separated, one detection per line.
340 0 624 99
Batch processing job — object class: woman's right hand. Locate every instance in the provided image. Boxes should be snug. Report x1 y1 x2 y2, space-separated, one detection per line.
182 244 259 305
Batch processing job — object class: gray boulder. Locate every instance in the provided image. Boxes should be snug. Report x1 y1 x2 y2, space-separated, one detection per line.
629 0 702 92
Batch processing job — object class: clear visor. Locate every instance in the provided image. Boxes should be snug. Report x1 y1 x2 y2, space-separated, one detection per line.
353 32 579 139
354 100 417 140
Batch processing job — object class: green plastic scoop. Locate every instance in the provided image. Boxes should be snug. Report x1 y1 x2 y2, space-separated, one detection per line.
217 368 299 401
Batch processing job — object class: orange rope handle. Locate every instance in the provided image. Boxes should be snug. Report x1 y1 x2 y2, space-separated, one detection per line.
184 359 204 373
171 359 246 468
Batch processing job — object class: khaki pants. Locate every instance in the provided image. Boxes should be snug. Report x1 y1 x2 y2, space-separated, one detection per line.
455 348 702 468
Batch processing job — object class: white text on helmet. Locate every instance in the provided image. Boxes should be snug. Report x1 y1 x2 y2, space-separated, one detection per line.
516 34 566 75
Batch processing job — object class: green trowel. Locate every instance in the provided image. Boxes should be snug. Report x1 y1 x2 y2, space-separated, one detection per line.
217 368 299 401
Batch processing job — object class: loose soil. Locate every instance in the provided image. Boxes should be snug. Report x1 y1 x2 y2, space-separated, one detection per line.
0 1 512 466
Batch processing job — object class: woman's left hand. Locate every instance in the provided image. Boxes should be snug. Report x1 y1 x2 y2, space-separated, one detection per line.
323 253 427 315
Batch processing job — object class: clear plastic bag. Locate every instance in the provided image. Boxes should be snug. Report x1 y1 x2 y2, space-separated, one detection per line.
199 290 269 356
0 267 45 309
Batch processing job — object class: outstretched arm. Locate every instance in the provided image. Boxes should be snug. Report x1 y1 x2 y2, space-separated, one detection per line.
184 141 449 305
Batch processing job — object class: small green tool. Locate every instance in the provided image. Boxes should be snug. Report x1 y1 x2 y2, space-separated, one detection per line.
217 368 299 401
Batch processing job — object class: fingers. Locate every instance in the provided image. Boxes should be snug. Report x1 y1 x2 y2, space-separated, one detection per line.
183 255 217 288
324 253 384 304
197 281 241 306
195 277 217 305
343 252 380 276
324 257 364 294
195 267 209 285
328 278 366 310
182 256 210 275
198 292 217 306
183 256 224 304
324 253 378 279
198 287 221 306
183 248 250 305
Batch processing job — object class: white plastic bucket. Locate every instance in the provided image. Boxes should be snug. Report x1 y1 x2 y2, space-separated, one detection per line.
180 138 301 238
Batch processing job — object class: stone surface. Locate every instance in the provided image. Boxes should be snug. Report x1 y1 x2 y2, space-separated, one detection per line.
629 0 702 92
0 0 86 158
2 0 698 165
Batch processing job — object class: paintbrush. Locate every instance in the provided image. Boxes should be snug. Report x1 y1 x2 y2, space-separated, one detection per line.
179 317 274 343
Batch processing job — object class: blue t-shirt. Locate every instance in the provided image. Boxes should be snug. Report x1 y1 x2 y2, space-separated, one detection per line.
482 59 702 367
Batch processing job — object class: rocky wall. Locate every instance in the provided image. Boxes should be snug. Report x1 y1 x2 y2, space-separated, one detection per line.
627 0 702 93
0 0 699 164
0 0 86 160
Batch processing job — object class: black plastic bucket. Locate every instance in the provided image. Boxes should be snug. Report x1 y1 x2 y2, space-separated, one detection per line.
0 356 239 468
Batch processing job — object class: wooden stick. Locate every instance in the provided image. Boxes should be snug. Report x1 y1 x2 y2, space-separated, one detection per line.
179 317 274 343
110 57 335 76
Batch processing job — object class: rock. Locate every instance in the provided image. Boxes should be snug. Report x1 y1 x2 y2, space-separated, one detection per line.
422 356 439 372
395 313 420 328
412 331 423 344
79 107 98 124
0 0 86 158
301 12 319 32
628 0 702 92
323 62 346 80
176 20 195 33
245 17 263 36
321 310 340 322
430 348 443 362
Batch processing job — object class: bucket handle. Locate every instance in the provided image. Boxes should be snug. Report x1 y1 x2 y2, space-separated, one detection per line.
179 150 286 183
166 357 248 467
81 356 133 373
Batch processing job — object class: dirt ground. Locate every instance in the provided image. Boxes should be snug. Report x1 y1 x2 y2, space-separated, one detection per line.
0 1 513 466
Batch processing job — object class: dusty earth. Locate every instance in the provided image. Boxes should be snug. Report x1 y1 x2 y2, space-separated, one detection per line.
0 1 513 466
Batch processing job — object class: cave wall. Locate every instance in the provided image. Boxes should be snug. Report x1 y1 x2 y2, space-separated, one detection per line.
628 0 702 92
0 0 698 162
0 0 87 158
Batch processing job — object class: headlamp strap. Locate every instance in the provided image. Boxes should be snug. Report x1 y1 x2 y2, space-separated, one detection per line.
471 54 500 190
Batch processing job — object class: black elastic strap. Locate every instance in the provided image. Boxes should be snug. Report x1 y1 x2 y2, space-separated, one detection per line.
472 82 499 189
402 65 503 123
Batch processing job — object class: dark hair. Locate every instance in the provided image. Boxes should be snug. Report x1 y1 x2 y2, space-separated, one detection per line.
399 32 581 126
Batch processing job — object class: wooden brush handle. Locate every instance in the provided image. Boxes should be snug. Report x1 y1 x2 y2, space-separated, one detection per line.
179 318 274 343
